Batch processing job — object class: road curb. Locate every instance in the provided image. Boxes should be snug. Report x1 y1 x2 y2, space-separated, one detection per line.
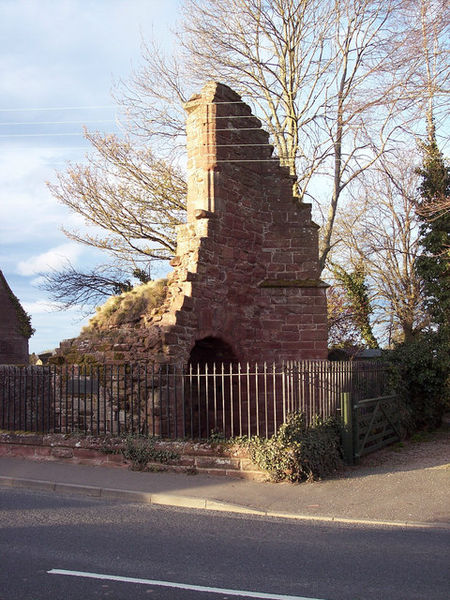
1 475 449 531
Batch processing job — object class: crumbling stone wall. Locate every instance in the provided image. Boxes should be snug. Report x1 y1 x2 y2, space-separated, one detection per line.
0 271 29 364
60 82 327 365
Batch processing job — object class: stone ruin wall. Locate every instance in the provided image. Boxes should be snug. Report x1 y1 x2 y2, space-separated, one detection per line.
0 271 29 365
59 82 328 366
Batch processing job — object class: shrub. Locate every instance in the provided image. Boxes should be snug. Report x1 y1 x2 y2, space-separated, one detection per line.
386 330 450 431
245 412 343 482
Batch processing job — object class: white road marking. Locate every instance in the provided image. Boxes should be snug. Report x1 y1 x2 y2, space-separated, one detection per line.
48 569 328 600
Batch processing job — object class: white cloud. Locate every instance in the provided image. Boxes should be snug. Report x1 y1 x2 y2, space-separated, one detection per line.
0 0 177 108
17 243 83 276
0 0 182 356
0 58 76 104
30 275 46 287
0 147 96 250
22 299 65 314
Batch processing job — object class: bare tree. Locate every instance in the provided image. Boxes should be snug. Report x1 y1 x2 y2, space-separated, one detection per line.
393 0 450 144
181 0 335 190
118 43 191 154
327 284 366 349
399 0 450 221
40 263 135 311
333 155 428 344
48 130 187 269
178 0 413 270
45 129 186 309
416 193 450 221
48 0 448 311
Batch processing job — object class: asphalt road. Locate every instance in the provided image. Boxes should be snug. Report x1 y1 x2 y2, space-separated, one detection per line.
0 488 448 600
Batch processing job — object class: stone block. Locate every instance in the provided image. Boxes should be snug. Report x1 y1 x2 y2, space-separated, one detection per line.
34 447 52 457
51 447 74 459
9 445 36 458
106 453 126 465
196 467 230 477
226 470 268 482
73 448 100 460
7 433 43 446
177 456 196 467
195 456 240 470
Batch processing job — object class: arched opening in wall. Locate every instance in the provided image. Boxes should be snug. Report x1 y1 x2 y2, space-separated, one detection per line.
188 336 237 367
186 337 239 439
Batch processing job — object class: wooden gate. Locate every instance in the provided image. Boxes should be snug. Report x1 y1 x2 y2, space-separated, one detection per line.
342 393 404 463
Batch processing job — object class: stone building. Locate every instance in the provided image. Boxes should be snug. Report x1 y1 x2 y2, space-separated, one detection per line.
0 270 30 364
59 82 328 366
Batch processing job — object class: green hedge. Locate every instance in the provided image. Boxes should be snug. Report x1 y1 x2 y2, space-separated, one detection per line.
386 331 450 431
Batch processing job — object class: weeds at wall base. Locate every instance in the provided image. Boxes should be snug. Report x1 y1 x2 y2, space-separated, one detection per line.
120 434 180 471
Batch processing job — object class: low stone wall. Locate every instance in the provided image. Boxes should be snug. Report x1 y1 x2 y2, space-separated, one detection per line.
0 432 266 481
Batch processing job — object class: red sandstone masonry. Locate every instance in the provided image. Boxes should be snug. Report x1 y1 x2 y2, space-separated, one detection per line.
0 433 266 481
0 271 29 364
58 81 327 366
152 82 328 363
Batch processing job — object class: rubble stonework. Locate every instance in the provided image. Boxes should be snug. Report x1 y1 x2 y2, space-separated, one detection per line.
0 271 29 364
59 82 328 365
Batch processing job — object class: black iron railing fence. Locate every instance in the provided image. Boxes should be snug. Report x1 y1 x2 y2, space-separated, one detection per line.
0 361 389 439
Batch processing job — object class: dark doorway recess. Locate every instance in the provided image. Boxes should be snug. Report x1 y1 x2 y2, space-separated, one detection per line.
186 337 238 438
188 336 237 367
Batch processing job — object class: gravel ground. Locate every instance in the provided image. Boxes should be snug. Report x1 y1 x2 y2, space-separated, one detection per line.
349 420 450 475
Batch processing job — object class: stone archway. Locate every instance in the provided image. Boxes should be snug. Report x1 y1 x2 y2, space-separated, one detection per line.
188 336 237 367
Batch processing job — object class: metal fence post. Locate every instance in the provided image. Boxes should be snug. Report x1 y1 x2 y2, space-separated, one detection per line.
341 392 354 465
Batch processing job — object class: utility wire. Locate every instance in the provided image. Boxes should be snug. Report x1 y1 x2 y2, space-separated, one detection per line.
191 115 259 120
0 105 115 112
0 101 250 111
0 119 116 126
0 146 88 151
215 159 281 163
214 127 272 132
0 133 87 138
0 132 115 138
205 143 273 147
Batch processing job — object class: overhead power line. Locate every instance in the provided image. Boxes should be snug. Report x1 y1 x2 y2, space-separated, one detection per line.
0 132 114 138
0 105 115 113
0 133 86 138
0 119 116 126
0 146 88 152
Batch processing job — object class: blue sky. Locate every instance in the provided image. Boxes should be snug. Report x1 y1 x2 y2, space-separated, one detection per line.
0 0 182 355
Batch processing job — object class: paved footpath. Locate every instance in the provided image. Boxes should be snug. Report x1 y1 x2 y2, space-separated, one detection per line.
1 431 449 529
